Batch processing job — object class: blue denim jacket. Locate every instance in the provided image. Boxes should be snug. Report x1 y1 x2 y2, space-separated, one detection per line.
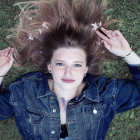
0 64 140 140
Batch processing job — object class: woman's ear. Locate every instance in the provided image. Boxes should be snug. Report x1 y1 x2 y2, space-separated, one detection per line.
85 66 88 73
47 63 51 72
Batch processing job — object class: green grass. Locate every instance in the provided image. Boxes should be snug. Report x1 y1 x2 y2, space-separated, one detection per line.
0 0 140 140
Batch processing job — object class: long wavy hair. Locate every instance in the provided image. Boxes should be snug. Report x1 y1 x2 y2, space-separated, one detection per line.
7 0 118 74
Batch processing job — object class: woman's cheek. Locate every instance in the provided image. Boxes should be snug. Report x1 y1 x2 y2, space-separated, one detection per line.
52 67 65 75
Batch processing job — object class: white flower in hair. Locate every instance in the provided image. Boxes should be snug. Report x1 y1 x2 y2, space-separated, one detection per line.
98 21 102 27
39 28 43 34
96 41 101 46
28 33 34 40
28 17 32 21
91 21 102 31
91 23 98 31
42 21 49 29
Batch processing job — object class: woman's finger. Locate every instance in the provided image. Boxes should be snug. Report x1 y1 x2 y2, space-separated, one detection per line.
0 50 4 56
0 49 5 53
0 47 10 54
2 49 6 56
106 30 113 39
102 40 112 52
112 30 122 37
96 30 109 41
100 27 118 39
101 27 114 38
7 47 14 57
100 27 109 34
3 47 11 57
3 48 8 56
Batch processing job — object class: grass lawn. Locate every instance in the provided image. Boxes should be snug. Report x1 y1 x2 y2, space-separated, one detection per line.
0 0 140 139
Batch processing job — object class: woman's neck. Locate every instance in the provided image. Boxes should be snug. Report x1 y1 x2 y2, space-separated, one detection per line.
48 79 85 101
54 85 78 101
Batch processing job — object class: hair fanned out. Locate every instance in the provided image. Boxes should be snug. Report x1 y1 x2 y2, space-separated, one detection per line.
7 0 118 74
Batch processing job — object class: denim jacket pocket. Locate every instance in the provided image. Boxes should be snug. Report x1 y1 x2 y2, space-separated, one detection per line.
84 101 105 116
83 101 106 138
23 107 44 125
17 106 45 136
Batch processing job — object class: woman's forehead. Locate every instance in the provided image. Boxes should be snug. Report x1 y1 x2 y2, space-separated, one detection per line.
52 48 86 62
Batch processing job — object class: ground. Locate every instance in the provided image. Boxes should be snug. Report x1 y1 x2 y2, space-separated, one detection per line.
0 0 140 139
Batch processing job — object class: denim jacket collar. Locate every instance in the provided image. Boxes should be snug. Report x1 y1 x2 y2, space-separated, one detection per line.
36 73 99 102
36 73 51 98
76 73 100 102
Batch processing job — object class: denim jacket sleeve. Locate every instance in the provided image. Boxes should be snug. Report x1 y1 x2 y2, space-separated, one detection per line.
0 72 42 120
113 64 140 113
0 83 14 120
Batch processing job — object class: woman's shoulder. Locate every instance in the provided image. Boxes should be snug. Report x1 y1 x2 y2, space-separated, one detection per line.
86 73 117 92
86 73 111 84
9 71 49 87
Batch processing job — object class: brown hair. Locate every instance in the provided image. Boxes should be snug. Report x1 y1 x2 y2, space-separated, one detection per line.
7 0 118 74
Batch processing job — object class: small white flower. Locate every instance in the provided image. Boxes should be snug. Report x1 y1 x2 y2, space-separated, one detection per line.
35 32 39 39
42 21 49 29
91 21 102 31
39 28 43 34
28 17 32 21
91 23 98 31
98 21 102 27
27 33 34 40
96 41 101 46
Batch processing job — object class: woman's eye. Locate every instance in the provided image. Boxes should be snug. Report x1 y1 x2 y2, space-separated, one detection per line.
74 64 82 67
56 63 65 66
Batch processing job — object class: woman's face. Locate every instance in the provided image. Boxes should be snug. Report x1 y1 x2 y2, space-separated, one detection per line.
47 48 88 90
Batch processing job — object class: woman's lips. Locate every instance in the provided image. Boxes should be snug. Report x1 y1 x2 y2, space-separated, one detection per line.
61 79 75 83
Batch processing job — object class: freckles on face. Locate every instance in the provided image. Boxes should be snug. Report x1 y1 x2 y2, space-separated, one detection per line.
48 47 88 89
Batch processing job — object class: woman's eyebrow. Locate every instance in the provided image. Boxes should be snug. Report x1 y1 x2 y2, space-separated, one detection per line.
55 60 65 62
55 60 83 64
73 61 83 64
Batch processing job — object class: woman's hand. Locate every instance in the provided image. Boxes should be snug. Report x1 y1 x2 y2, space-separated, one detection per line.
0 47 14 76
96 27 132 57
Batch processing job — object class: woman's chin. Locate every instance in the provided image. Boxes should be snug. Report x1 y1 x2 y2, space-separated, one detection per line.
59 83 78 90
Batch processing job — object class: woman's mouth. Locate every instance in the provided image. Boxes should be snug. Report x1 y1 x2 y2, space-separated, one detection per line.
61 79 75 83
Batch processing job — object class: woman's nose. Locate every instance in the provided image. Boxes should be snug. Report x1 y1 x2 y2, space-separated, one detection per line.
64 66 72 77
